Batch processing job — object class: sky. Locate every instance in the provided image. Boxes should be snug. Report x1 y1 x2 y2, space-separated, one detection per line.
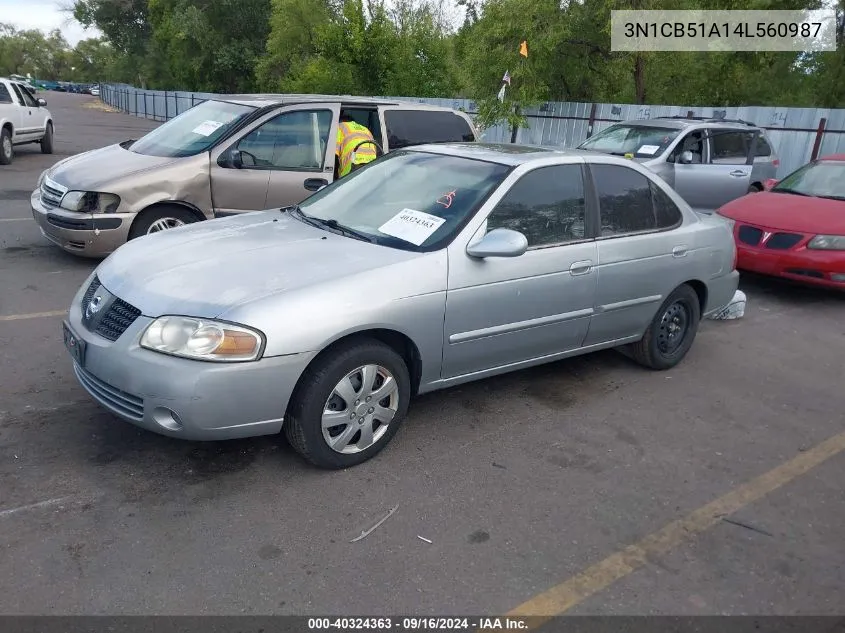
1 0 100 45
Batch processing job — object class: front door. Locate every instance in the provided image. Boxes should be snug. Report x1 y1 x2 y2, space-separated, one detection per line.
442 163 597 379
209 104 340 216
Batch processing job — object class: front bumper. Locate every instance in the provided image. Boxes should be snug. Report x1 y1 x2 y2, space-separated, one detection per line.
736 244 845 289
65 281 316 440
31 189 133 258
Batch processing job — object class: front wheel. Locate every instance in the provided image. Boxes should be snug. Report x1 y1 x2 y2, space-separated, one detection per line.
627 284 701 370
285 339 411 469
41 122 54 154
0 127 13 165
128 206 200 240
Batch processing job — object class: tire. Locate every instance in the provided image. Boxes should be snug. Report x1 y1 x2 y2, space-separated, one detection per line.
40 122 54 154
0 127 13 165
285 338 411 469
627 284 701 370
128 205 199 240
747 183 762 193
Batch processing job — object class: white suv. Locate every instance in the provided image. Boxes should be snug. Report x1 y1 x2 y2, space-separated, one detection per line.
0 77 54 165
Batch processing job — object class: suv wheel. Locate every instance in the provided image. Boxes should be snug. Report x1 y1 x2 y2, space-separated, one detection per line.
129 206 200 239
0 127 13 165
40 122 54 155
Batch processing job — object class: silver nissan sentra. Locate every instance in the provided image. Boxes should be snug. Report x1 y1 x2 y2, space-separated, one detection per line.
63 143 739 469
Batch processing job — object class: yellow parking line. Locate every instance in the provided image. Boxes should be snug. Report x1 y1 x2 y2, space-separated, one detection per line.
0 310 67 322
506 429 845 625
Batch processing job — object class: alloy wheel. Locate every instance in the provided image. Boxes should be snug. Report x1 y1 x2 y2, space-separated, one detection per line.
147 217 185 234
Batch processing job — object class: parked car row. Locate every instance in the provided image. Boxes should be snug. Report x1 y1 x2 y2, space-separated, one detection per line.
18 94 840 468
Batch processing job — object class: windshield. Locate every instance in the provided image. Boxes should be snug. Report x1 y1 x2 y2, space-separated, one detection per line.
130 100 256 157
773 161 845 200
297 150 511 251
578 124 680 158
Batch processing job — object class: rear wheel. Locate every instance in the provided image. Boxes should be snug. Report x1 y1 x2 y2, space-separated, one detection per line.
627 284 701 370
40 122 54 154
128 205 200 240
0 127 13 165
747 183 762 193
285 339 411 469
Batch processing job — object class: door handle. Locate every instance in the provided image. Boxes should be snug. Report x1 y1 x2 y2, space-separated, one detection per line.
729 170 748 177
672 245 688 257
570 260 593 276
304 178 328 192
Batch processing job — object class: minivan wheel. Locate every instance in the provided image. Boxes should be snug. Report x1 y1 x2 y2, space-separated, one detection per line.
285 339 411 469
627 284 701 370
747 184 762 193
0 128 13 165
129 206 200 240
40 122 54 154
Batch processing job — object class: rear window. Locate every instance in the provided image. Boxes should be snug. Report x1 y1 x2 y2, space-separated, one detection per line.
384 110 475 149
755 135 772 157
0 84 11 104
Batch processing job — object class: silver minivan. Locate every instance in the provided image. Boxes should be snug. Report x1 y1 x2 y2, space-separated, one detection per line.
578 117 779 213
31 95 477 257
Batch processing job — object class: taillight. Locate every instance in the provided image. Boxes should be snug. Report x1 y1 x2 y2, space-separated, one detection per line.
773 159 780 167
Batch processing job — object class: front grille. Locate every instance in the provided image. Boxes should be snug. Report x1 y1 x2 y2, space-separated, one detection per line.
80 275 142 342
765 232 803 250
738 225 763 246
40 182 64 209
95 298 141 342
47 215 88 230
74 364 144 421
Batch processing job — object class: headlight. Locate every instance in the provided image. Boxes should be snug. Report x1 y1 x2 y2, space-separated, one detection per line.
140 316 264 362
36 169 48 188
60 191 121 213
807 235 845 251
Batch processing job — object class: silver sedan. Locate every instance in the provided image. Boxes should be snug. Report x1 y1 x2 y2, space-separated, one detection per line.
63 143 739 469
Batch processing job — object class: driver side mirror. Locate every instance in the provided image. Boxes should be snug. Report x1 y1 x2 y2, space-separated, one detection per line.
37 98 47 107
220 149 243 169
466 228 528 259
679 150 694 164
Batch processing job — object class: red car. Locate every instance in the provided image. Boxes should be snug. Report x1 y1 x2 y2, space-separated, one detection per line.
716 154 845 289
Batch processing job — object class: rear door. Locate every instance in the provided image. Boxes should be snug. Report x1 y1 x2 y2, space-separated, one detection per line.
701 128 756 208
583 162 693 346
380 108 476 152
3 82 26 141
209 103 340 216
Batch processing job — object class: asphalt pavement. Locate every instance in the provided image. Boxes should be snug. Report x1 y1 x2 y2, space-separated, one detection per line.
0 92 843 616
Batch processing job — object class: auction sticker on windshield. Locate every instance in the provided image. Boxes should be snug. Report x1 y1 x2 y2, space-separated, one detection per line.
192 120 225 136
638 144 661 155
378 209 446 246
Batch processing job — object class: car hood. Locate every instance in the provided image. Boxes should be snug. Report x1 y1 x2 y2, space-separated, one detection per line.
96 211 421 318
48 143 180 191
718 192 845 234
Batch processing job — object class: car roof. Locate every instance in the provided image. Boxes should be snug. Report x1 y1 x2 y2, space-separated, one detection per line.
405 142 614 166
212 94 466 112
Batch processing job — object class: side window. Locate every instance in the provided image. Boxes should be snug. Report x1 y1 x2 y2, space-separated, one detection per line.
237 110 332 170
592 164 658 236
9 83 25 105
709 131 751 165
0 84 12 104
755 135 772 157
485 165 586 247
16 85 37 107
650 181 683 229
672 130 704 164
384 110 475 150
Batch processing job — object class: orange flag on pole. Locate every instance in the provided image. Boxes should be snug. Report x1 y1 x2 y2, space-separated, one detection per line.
519 40 528 57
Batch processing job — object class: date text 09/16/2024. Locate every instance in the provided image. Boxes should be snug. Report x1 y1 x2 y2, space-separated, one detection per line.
622 21 824 39
307 617 529 630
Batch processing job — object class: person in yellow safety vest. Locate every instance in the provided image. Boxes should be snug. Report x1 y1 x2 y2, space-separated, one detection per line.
335 112 378 178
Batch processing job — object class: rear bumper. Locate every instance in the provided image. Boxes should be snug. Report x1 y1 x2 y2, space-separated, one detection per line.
736 244 845 289
704 270 741 317
31 189 132 258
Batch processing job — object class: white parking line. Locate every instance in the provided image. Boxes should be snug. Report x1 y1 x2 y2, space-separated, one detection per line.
0 217 33 222
0 496 77 519
0 310 67 322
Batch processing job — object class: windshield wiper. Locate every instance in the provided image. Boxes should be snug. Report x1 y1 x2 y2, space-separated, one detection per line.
816 194 845 202
287 205 375 243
